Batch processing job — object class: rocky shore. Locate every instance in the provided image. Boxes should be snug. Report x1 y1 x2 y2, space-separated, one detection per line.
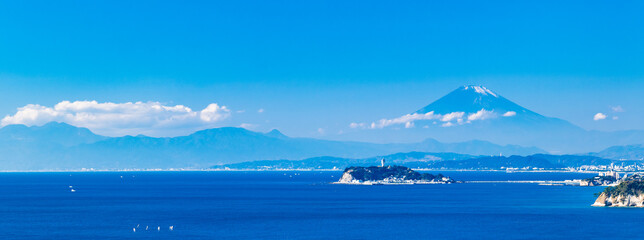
593 176 644 207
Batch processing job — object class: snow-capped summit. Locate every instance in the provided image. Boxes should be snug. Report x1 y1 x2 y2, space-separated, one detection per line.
415 85 536 117
463 85 498 97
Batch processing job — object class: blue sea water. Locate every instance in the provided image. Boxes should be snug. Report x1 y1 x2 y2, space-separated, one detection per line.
0 171 641 239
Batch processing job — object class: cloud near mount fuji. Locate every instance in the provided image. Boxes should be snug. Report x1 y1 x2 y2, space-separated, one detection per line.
0 101 231 136
593 112 607 121
350 109 504 129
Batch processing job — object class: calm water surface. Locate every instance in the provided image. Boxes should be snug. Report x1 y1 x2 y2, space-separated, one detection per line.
0 171 641 239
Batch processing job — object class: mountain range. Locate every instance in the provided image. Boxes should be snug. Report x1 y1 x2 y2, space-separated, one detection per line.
214 152 478 170
590 144 644 160
214 152 640 171
1 85 643 170
0 122 543 170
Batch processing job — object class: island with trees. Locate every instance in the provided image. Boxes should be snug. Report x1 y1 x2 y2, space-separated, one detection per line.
335 165 458 185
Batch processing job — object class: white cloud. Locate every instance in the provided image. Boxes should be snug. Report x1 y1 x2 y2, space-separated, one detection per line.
367 112 442 129
441 112 465 122
442 122 454 127
351 109 496 130
593 112 607 121
257 108 264 113
612 116 619 120
239 123 257 130
200 103 230 122
317 128 325 134
503 111 516 117
467 109 496 121
1 101 231 136
611 106 624 112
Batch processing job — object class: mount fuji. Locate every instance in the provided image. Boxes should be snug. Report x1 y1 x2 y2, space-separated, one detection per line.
415 85 579 129
416 85 534 115
345 85 644 153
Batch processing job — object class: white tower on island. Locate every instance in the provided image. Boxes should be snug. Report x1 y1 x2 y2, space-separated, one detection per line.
381 158 385 167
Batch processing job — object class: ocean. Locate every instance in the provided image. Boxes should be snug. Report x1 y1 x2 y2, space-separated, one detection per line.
0 171 641 239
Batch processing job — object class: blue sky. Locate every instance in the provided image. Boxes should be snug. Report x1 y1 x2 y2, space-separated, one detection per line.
0 1 643 138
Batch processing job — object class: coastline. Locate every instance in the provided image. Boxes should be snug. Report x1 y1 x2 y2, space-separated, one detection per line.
0 168 620 173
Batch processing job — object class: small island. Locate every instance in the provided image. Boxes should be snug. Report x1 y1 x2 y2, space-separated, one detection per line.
336 165 457 185
593 174 644 207
580 176 618 186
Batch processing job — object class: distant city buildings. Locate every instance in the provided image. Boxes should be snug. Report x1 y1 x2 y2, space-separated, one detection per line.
577 163 644 172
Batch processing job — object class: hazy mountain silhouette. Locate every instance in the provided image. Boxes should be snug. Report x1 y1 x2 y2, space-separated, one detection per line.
0 122 543 170
590 144 644 160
